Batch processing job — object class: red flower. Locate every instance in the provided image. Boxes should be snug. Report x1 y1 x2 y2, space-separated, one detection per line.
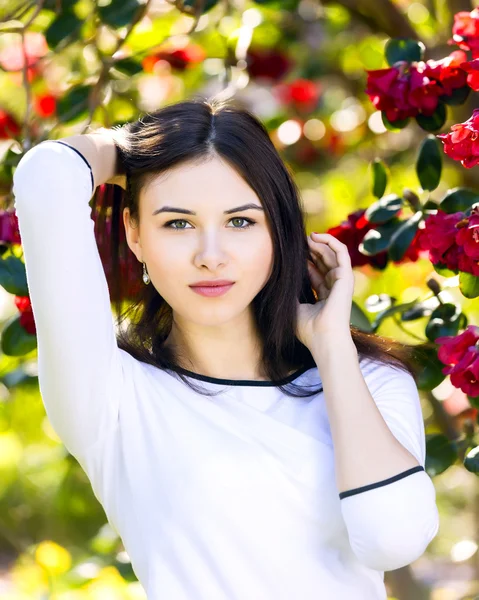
326 209 388 269
417 207 479 276
437 108 479 168
408 64 441 115
327 208 424 269
449 8 479 59
365 52 469 122
421 51 468 95
366 65 425 122
14 295 36 336
142 44 206 72
436 325 479 397
275 79 320 111
246 47 293 82
33 93 56 118
0 210 21 245
455 206 479 276
456 58 479 91
0 110 20 139
417 210 465 271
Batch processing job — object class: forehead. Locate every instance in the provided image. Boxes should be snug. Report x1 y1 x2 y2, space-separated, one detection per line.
140 156 259 208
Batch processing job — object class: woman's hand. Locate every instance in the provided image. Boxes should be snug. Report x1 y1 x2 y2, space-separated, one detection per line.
89 126 128 189
296 232 355 350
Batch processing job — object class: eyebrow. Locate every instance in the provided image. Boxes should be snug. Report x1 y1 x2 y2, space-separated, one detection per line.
152 203 264 216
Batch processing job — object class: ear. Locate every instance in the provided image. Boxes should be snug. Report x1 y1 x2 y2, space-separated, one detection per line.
123 207 142 263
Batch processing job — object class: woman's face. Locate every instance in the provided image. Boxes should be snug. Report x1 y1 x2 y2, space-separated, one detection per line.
123 156 275 326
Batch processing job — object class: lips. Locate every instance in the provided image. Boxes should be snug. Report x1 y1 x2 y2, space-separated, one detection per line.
189 281 235 287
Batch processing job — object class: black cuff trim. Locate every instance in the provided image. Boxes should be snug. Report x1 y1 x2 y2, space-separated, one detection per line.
339 465 425 500
51 141 95 194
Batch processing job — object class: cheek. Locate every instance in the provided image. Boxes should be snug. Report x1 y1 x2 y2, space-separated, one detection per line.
241 233 274 281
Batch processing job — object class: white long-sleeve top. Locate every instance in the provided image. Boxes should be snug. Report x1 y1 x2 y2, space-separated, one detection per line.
12 140 440 600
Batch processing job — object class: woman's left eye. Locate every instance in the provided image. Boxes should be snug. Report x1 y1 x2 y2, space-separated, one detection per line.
163 217 256 230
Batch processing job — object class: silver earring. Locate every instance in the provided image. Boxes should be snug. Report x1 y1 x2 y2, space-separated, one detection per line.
142 261 150 285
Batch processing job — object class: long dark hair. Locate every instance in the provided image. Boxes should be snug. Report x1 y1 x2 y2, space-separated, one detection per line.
91 96 434 398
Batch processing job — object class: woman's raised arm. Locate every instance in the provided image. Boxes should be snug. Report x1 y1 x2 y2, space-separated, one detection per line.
12 135 127 463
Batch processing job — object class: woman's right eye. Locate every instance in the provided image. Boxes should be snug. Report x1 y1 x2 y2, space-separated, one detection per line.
163 220 190 229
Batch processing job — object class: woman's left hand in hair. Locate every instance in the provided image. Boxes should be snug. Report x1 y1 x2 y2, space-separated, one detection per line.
296 232 355 350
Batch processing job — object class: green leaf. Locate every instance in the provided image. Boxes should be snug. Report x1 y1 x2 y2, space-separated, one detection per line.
459 271 479 299
388 211 423 262
401 303 432 321
423 199 440 211
413 346 447 391
350 300 373 332
440 86 471 106
1 315 37 357
385 38 425 66
56 85 93 124
370 298 420 330
365 194 403 224
425 433 458 476
112 57 144 77
416 135 442 191
45 12 83 50
425 302 462 341
0 256 28 296
415 103 447 132
432 262 457 277
381 112 409 131
359 219 404 256
98 0 142 27
370 158 388 198
464 446 479 474
439 187 479 213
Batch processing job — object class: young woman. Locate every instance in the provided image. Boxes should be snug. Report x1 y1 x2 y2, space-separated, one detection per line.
12 97 439 599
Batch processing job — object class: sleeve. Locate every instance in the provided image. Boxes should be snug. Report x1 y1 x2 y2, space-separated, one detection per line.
12 140 124 462
338 361 440 572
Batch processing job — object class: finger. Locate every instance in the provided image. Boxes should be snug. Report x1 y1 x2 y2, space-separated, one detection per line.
308 236 338 270
311 233 351 268
307 261 329 299
307 240 335 275
308 250 329 277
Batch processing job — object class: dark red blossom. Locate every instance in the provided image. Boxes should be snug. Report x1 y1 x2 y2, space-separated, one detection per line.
14 295 36 335
275 79 320 111
326 208 422 269
0 210 21 245
365 52 469 123
246 47 293 82
449 8 479 59
421 51 468 95
437 108 479 168
435 325 479 397
142 44 206 72
418 207 479 276
33 93 56 118
0 111 21 139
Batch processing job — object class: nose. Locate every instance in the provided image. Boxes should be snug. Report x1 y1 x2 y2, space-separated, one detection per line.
193 229 228 270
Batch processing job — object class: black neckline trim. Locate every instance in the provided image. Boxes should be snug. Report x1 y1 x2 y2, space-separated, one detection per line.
166 364 313 387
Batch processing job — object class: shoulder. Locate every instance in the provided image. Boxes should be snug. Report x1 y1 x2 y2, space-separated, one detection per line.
359 356 415 385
